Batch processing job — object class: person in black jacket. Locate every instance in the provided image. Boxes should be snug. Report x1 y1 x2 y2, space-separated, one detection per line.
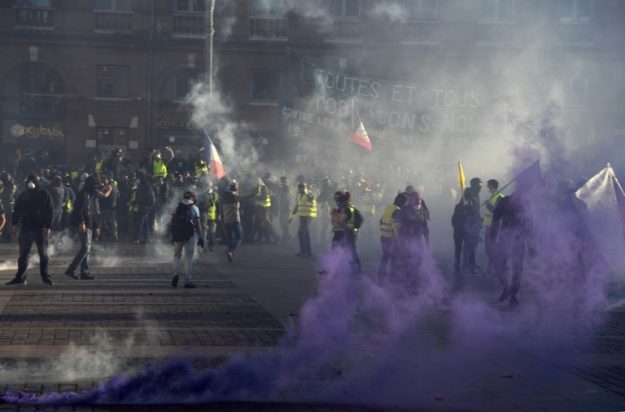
490 189 534 306
452 188 482 278
65 176 100 280
6 174 54 286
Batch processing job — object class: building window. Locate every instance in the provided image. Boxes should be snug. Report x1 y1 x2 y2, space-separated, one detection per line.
174 69 201 99
557 0 592 23
249 0 287 40
326 0 362 42
95 0 132 31
96 65 129 98
97 127 129 147
15 0 54 27
250 70 281 104
96 0 131 11
481 0 516 22
401 0 439 44
174 0 204 12
328 0 361 18
404 0 438 20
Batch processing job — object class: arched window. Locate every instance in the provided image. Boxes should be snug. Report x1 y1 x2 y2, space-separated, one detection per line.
1 62 66 119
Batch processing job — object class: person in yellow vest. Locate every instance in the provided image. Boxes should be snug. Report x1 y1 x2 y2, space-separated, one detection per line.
255 176 278 243
194 158 209 179
151 152 168 179
330 190 363 275
378 192 408 280
202 183 219 252
291 182 317 257
483 179 505 276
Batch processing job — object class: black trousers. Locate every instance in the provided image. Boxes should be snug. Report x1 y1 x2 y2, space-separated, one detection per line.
298 216 312 255
15 227 50 281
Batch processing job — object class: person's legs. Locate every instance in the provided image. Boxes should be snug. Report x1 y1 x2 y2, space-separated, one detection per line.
301 217 311 254
207 220 216 250
453 232 463 272
173 241 184 275
15 229 35 282
79 229 92 275
67 230 90 274
184 236 196 285
378 237 392 277
34 231 51 281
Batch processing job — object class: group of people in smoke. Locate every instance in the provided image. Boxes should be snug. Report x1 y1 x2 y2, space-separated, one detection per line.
0 146 591 306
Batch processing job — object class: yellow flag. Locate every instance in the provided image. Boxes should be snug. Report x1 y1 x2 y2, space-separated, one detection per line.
457 161 466 191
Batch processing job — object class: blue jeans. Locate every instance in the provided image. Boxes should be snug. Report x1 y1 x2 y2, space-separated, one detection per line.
15 227 50 281
68 229 92 274
174 235 196 283
226 222 242 252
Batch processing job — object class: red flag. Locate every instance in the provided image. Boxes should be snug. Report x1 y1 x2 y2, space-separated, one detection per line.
203 132 225 179
347 121 372 151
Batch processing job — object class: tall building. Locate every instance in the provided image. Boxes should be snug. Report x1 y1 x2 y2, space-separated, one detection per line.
1 0 624 171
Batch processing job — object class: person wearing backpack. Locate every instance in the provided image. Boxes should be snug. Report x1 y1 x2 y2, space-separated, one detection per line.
171 191 204 289
65 175 100 280
330 190 363 275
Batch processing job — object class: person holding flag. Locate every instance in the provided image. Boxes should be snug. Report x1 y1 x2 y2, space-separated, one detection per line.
202 131 225 180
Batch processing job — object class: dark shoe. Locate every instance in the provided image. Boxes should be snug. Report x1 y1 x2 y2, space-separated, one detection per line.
80 273 95 280
225 249 233 263
42 277 54 286
6 278 26 286
65 269 79 280
296 252 304 257
209 247 213 252
509 295 519 307
171 274 179 287
184 282 197 289
499 286 511 302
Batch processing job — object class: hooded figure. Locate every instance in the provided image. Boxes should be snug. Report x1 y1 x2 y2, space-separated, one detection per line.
6 175 54 286
65 175 101 280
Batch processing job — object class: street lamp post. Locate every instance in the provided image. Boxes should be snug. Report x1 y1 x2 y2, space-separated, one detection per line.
205 0 216 96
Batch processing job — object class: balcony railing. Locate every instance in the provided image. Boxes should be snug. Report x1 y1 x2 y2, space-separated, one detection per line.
15 6 53 28
95 10 132 32
250 17 287 40
173 13 204 37
402 20 439 44
325 20 362 43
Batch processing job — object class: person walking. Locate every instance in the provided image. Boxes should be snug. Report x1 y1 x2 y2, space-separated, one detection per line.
378 192 407 280
221 181 257 262
65 176 100 280
6 175 54 286
483 179 505 275
330 190 363 275
452 189 482 283
170 191 204 289
276 176 291 242
292 182 317 257
490 188 534 306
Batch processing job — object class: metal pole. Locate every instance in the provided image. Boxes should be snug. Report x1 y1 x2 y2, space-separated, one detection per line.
206 0 215 95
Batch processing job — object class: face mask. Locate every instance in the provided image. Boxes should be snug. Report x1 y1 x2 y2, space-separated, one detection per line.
27 182 36 190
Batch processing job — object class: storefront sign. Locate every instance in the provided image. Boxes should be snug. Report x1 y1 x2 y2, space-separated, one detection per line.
157 120 194 130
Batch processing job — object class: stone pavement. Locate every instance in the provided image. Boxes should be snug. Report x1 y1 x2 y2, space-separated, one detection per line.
0 241 624 411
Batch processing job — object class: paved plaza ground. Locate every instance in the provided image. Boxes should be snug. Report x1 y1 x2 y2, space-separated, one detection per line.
0 240 623 411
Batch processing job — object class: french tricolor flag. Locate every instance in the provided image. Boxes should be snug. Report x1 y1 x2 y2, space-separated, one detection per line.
347 121 372 151
203 132 225 179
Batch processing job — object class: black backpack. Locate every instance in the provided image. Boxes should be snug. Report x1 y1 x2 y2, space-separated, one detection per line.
171 203 195 242
352 207 364 229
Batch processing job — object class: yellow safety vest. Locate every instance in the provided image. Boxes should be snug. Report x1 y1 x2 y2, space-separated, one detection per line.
152 159 167 178
332 205 357 232
95 160 103 173
483 192 505 227
206 192 219 221
64 199 73 214
195 161 209 177
379 204 399 239
297 193 317 218
255 184 271 208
